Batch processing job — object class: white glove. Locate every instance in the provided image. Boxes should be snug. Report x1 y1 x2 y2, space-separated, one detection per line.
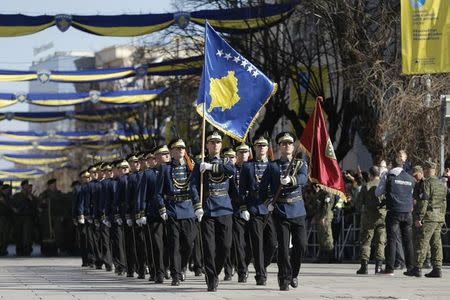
280 176 291 185
102 219 111 228
136 218 142 227
160 212 168 221
78 216 85 224
116 218 123 226
240 210 250 221
200 162 213 173
126 219 133 227
267 203 274 212
140 216 147 225
87 218 93 224
195 208 204 222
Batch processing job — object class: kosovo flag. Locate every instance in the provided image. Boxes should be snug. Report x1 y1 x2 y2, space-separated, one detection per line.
197 21 277 142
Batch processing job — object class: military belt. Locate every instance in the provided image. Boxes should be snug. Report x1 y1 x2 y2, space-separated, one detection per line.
209 190 228 197
277 195 302 204
165 194 192 202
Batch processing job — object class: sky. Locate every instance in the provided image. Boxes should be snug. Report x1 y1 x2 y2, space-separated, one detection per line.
0 0 174 168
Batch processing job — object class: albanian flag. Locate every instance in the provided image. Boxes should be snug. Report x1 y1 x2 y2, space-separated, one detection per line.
299 97 346 200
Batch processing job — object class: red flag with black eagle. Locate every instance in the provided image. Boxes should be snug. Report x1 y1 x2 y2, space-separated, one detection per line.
299 97 346 200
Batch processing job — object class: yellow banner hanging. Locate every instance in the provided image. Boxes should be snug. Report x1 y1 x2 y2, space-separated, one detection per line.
401 0 450 74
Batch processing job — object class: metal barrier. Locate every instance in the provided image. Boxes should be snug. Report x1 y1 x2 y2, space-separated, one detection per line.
305 211 450 262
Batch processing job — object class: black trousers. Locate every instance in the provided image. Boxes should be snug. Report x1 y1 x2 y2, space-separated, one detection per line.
226 216 250 277
85 221 96 265
149 219 166 278
201 214 233 285
385 211 414 271
124 223 137 274
77 223 88 265
264 214 278 267
274 215 307 285
190 224 204 271
92 222 103 267
110 222 126 271
249 214 268 280
99 224 113 268
134 224 148 276
167 217 197 279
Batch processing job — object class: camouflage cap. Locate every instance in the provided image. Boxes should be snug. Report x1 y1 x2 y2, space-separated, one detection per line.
168 138 186 149
206 131 222 142
424 160 437 170
252 135 269 146
412 165 423 175
236 143 250 152
154 145 170 155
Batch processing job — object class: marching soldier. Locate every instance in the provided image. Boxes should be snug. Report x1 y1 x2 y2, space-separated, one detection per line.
146 145 171 283
98 163 114 271
89 164 105 269
115 160 131 275
260 132 308 291
405 161 447 278
192 131 235 292
155 138 200 286
224 144 252 283
124 154 147 279
239 135 277 285
75 170 93 266
356 166 386 274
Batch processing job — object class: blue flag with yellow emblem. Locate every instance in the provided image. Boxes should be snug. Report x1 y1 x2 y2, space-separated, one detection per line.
197 22 277 142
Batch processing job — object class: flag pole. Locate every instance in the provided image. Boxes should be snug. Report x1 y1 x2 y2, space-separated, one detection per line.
200 101 206 205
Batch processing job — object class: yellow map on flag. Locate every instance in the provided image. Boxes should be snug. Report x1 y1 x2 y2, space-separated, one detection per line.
208 71 240 112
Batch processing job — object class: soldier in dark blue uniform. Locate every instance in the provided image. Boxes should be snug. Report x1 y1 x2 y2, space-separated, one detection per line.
98 163 114 272
139 150 157 282
124 154 147 279
146 145 171 283
89 164 106 270
192 131 235 292
108 160 126 275
260 132 308 291
115 160 131 275
155 138 200 286
222 146 252 283
240 135 278 285
75 170 91 267
85 165 102 269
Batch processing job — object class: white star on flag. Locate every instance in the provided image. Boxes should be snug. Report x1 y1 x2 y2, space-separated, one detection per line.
247 65 254 73
216 49 223 57
240 59 249 67
252 70 259 78
233 56 240 63
224 53 232 60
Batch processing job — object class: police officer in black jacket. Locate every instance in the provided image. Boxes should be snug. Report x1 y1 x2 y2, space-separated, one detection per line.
375 153 415 275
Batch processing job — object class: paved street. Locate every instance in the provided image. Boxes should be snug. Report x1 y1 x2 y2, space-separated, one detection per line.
0 257 449 300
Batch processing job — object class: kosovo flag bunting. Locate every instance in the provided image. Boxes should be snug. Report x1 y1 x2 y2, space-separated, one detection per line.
196 22 277 142
299 98 346 200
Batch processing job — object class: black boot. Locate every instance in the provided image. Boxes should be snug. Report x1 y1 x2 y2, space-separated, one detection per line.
403 267 422 277
425 268 442 278
375 260 383 274
278 279 290 291
356 260 368 275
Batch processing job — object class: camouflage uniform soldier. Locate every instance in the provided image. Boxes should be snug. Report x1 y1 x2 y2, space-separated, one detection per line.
310 185 334 262
356 166 386 274
405 161 447 278
411 166 431 268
